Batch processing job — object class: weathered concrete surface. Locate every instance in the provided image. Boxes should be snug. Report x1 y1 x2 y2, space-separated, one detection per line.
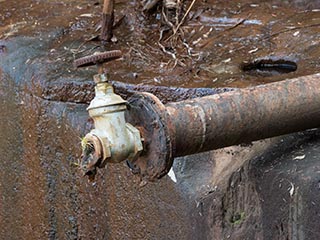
0 72 193 240
1 0 320 239
0 10 192 240
185 130 320 239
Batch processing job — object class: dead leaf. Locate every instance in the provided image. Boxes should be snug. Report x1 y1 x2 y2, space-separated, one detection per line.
293 154 305 160
80 13 93 17
289 182 294 197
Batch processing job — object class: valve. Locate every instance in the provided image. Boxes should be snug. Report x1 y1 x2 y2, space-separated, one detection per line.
74 51 143 181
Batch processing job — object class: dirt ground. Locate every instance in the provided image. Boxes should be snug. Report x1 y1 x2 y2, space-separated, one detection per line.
1 0 320 90
1 0 320 239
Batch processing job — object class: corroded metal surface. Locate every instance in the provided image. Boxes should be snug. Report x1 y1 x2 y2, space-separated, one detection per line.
126 92 173 181
127 73 320 180
100 0 114 41
73 50 122 68
167 73 320 157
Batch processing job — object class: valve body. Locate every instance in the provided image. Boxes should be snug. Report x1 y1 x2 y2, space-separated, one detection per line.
80 74 142 179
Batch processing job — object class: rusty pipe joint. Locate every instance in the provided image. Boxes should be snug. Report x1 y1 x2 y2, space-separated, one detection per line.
125 73 320 182
81 73 143 178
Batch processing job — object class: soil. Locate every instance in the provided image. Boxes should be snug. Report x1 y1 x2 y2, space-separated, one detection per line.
0 0 320 239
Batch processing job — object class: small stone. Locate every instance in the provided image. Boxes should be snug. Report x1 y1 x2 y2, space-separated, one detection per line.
111 36 118 43
0 45 6 54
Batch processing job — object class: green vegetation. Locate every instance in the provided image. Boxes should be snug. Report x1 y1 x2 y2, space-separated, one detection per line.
230 212 245 225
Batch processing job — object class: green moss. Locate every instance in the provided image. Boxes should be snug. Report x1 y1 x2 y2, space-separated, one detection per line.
230 212 245 225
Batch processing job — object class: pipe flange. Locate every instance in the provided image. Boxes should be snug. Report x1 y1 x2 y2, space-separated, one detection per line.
125 92 173 181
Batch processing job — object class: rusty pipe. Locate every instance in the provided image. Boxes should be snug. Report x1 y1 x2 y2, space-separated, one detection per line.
126 73 320 180
166 74 320 156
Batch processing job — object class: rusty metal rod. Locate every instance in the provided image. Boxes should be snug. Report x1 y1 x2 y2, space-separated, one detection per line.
100 0 114 41
166 73 320 157
126 73 320 180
